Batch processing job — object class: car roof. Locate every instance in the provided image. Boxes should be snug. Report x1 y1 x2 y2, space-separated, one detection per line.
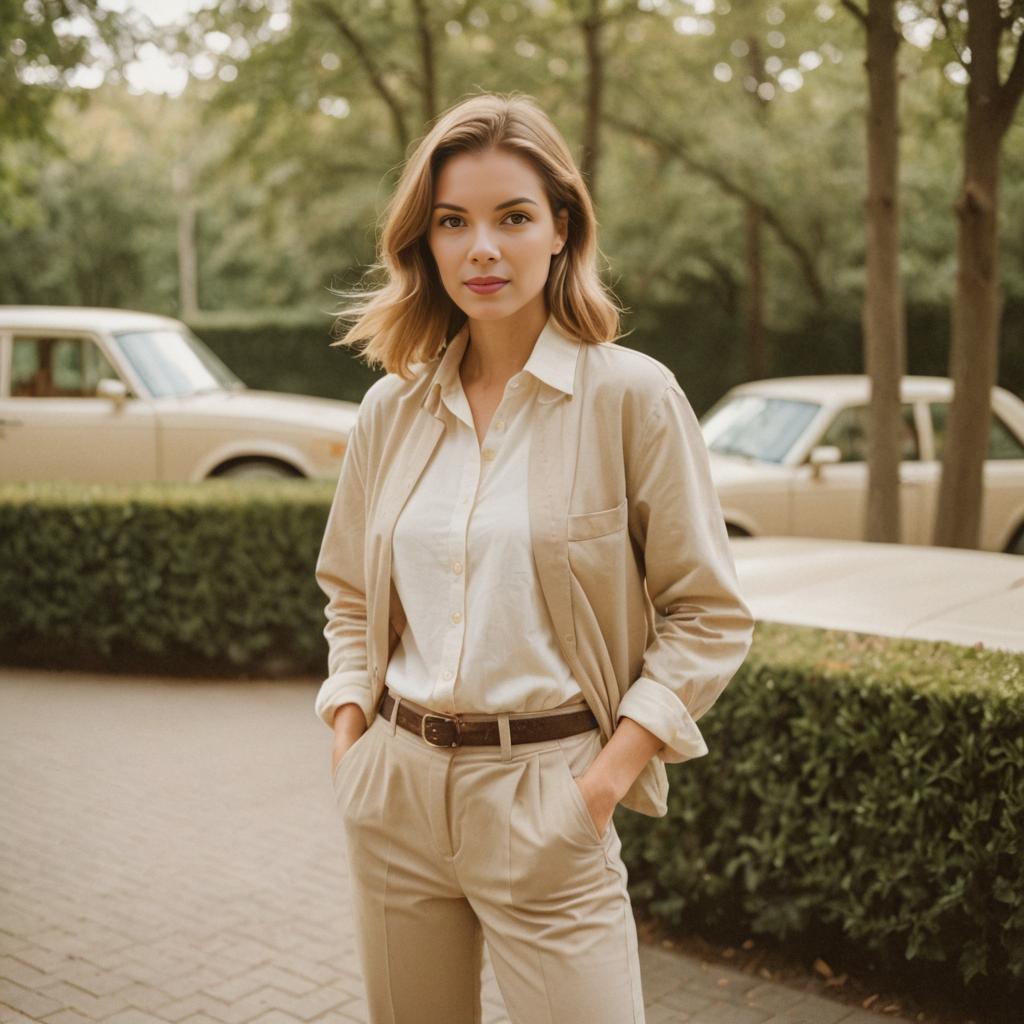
0 305 183 333
729 374 955 403
730 536 1024 653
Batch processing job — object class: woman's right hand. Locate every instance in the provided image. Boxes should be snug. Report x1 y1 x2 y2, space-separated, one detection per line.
330 703 369 777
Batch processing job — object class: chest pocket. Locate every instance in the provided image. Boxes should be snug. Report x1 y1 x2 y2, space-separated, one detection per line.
567 497 628 541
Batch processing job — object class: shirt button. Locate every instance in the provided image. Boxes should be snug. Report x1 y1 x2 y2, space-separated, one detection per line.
451 611 462 623
494 419 505 431
482 447 495 461
509 380 519 390
453 561 463 574
443 669 453 680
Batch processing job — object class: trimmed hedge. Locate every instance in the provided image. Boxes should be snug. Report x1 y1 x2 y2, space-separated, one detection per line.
0 479 335 676
618 624 1024 1001
1 480 1022 1003
182 298 1024 415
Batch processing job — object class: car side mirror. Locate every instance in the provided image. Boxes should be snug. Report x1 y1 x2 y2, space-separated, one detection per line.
808 444 841 479
96 377 129 406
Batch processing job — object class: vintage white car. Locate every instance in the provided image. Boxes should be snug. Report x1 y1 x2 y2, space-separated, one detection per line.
701 375 1024 555
731 535 1024 653
0 306 358 482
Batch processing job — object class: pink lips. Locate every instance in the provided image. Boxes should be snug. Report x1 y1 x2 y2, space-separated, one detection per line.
465 278 509 294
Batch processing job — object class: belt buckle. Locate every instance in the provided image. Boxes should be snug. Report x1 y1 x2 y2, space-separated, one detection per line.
421 711 462 748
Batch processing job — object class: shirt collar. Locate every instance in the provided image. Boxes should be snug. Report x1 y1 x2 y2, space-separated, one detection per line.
423 314 580 419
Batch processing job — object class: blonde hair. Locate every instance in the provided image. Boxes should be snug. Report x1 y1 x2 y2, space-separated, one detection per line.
328 91 625 378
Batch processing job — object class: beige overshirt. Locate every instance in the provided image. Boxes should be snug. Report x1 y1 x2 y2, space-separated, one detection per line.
314 314 755 817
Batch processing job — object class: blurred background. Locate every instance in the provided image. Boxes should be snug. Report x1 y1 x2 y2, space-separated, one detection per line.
3 0 1023 412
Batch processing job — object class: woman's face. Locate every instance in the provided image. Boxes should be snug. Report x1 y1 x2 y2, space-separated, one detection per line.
428 146 568 324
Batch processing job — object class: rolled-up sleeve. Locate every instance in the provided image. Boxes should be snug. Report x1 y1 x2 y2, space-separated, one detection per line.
618 382 755 764
313 406 375 730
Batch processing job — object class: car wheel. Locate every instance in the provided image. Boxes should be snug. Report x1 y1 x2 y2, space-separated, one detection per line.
215 460 300 480
1005 523 1024 556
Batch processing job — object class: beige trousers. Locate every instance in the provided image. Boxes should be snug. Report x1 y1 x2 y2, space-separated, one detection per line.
331 690 647 1024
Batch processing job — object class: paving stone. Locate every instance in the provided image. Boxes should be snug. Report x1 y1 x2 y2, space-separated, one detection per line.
744 981 813 1013
687 1001 774 1023
39 1010 95 1024
0 979 65 1020
0 1006 41 1024
765 992 866 1024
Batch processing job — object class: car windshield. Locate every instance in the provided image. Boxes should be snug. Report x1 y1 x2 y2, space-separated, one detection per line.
110 327 245 398
700 394 821 463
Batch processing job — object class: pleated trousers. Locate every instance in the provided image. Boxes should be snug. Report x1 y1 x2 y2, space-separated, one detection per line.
330 690 647 1024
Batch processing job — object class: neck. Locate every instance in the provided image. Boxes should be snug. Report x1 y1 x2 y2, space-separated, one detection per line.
460 300 548 390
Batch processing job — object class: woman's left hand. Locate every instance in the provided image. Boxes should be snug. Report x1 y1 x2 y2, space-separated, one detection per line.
573 770 619 839
572 716 666 838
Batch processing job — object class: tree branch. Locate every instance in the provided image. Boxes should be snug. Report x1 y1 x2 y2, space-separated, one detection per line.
839 0 868 28
937 3 969 68
603 114 827 308
994 29 1024 139
309 0 409 152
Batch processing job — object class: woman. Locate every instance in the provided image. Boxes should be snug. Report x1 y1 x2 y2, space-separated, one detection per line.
314 92 754 1024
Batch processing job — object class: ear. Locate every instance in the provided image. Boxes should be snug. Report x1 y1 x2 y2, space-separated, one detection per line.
552 207 569 254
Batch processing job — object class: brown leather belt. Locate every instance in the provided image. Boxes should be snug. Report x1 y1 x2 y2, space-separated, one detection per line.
378 688 598 748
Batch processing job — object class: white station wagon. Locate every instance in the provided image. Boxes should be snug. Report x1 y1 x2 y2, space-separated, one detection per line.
701 375 1024 555
0 306 359 482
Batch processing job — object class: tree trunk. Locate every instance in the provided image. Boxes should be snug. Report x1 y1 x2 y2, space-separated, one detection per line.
173 161 199 320
933 0 1023 549
862 0 905 544
580 0 603 202
410 0 436 126
744 36 769 382
744 201 766 380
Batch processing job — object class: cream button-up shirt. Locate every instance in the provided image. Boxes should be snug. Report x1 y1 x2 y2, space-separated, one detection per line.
385 318 587 717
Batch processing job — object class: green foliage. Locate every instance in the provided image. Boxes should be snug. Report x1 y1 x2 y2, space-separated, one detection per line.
616 621 1024 997
0 479 337 676
185 310 384 402
183 301 1024 416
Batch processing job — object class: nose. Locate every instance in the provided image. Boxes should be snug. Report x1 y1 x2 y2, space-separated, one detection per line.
468 225 500 264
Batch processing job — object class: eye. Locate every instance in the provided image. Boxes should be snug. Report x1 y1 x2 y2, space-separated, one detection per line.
505 212 530 225
438 214 464 229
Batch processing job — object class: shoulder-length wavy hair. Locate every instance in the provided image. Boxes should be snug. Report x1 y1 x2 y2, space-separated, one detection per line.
329 91 625 378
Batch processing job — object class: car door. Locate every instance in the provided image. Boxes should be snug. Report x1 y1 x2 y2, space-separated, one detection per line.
0 331 159 482
928 401 1024 552
789 401 929 543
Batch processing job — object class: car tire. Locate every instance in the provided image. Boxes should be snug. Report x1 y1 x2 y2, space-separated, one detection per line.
215 460 300 480
1005 523 1024 556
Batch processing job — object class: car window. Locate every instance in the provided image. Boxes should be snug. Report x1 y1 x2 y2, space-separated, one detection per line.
111 327 243 398
11 336 120 398
700 395 821 463
929 402 1024 460
817 403 920 462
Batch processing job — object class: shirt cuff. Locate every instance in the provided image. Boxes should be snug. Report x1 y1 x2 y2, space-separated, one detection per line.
616 676 710 764
314 670 375 730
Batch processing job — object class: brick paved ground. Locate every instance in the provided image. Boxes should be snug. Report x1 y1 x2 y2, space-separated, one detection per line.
0 668 912 1024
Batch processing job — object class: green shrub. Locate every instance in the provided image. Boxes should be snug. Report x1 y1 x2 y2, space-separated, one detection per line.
0 479 335 676
616 623 1024 996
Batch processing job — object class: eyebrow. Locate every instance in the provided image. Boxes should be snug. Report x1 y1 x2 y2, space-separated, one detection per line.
432 197 540 212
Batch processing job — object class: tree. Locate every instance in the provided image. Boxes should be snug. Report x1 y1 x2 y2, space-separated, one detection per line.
841 0 907 546
0 1 138 207
930 0 1024 549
